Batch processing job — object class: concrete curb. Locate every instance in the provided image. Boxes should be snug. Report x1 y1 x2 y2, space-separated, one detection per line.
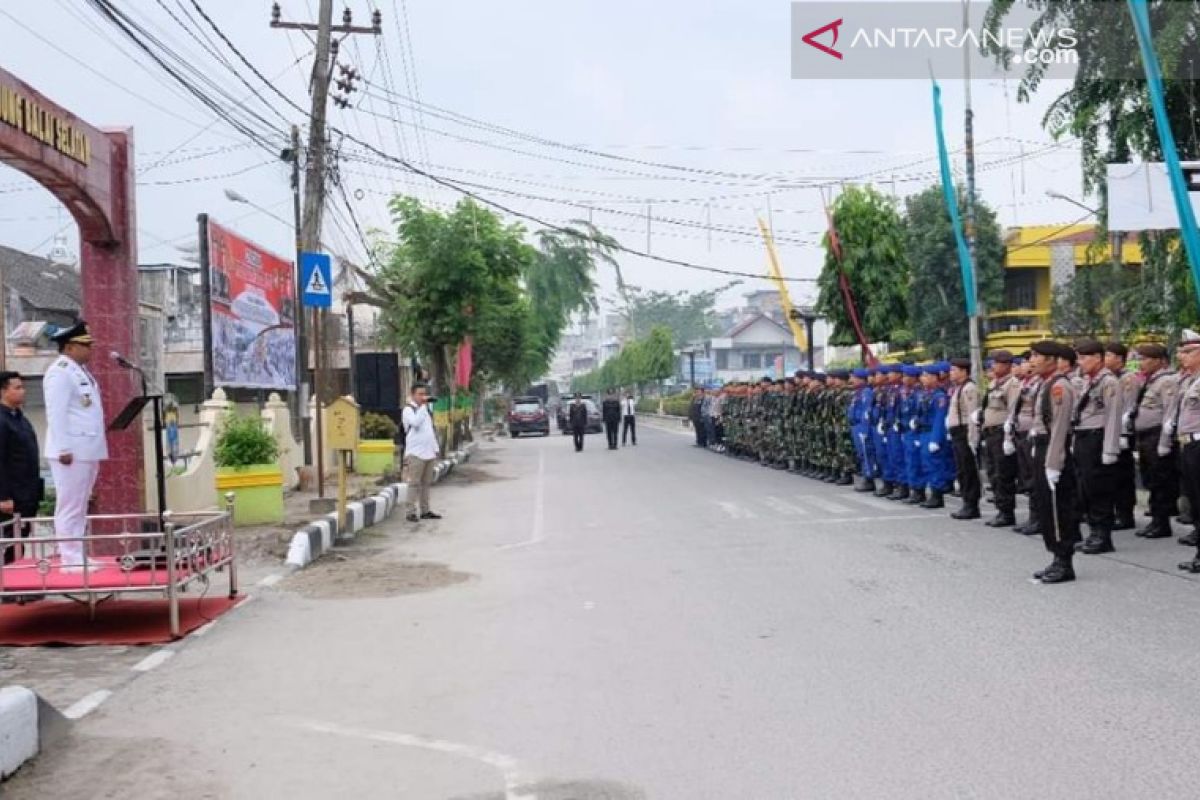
0 686 37 780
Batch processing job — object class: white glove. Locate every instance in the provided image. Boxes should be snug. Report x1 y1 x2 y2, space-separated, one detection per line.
1102 453 1118 465
1119 436 1131 451
876 423 884 435
909 419 918 431
971 409 983 426
1002 420 1014 436
1045 468 1061 484
1121 412 1132 430
1002 439 1017 456
1158 444 1172 457
928 442 940 454
1165 420 1177 434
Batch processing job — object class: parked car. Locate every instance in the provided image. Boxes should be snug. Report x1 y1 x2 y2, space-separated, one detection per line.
556 396 603 434
508 396 551 437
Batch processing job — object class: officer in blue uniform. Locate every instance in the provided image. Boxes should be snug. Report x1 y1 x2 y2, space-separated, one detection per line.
884 366 907 500
918 362 954 508
849 368 876 492
897 365 924 503
869 368 893 497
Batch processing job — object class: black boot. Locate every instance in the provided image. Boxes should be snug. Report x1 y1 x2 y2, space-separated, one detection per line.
1113 515 1136 531
855 477 876 493
836 472 853 486
921 490 945 509
1021 520 1043 537
1081 526 1115 555
907 489 927 506
1033 556 1060 580
1179 530 1199 547
890 485 910 502
874 480 893 498
951 504 981 520
1178 552 1200 573
1143 517 1173 540
1039 554 1076 584
986 512 1016 528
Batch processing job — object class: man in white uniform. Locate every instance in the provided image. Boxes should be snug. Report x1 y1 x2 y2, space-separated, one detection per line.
43 321 108 569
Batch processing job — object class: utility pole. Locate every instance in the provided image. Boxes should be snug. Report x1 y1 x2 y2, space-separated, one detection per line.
962 0 983 380
271 1 380 499
286 123 310 463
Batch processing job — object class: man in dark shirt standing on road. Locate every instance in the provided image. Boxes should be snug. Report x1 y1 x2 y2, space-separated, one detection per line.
0 371 44 567
569 393 589 452
602 388 622 450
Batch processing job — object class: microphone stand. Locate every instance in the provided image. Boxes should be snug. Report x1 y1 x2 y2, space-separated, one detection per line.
113 355 166 531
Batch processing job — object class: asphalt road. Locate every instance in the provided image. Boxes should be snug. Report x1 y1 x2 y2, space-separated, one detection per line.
7 422 1200 799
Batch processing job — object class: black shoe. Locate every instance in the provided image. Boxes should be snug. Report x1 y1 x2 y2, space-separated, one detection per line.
420 511 443 520
921 490 945 509
1179 531 1199 547
1033 558 1058 580
1135 519 1160 538
907 490 927 506
1178 558 1200 573
986 513 1016 528
1181 514 1194 526
1039 561 1077 584
1081 532 1114 555
406 514 420 522
836 474 853 486
874 481 894 498
855 478 876 493
890 486 911 502
951 505 981 520
1022 522 1043 537
1144 518 1173 539
1113 516 1136 532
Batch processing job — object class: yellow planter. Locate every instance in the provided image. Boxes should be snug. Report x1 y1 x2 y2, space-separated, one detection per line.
356 439 396 475
216 465 284 526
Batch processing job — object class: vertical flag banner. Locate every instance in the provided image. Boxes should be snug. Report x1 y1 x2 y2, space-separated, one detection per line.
207 220 298 390
932 80 978 317
1127 0 1200 308
455 338 473 388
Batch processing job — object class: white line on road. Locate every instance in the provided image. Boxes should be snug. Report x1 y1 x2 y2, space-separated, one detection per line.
498 449 546 550
295 719 536 800
808 513 945 524
257 573 283 588
131 649 175 673
63 689 112 720
717 501 758 520
764 496 809 516
802 495 854 515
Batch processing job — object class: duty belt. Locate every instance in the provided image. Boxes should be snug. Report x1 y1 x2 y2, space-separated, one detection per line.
1177 432 1200 445
1075 428 1103 437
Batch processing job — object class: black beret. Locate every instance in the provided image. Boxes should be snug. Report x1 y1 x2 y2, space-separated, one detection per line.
1074 338 1104 356
1105 341 1129 359
1030 339 1064 357
988 349 1014 364
1136 343 1168 359
949 357 972 370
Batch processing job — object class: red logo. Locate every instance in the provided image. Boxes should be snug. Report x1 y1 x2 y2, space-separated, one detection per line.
802 18 844 60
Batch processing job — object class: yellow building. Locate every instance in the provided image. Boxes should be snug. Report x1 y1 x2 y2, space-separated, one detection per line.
983 224 1143 352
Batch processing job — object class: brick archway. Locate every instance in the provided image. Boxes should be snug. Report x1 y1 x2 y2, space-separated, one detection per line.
0 67 141 517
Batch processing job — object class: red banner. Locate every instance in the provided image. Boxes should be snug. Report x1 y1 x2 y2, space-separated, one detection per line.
206 219 297 390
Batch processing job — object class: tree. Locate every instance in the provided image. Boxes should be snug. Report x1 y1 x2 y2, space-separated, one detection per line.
816 185 910 347
570 325 675 393
374 197 536 393
984 1 1200 335
903 186 1005 358
626 282 740 348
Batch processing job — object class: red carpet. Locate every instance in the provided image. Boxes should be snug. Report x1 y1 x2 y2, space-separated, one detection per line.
0 595 244 646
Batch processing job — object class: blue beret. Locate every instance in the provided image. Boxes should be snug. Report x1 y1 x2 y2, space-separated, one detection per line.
920 363 941 375
901 365 921 378
852 368 870 379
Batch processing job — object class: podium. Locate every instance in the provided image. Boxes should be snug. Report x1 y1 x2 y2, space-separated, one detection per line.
109 386 166 530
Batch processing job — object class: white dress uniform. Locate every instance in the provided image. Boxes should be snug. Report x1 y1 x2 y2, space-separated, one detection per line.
43 346 108 567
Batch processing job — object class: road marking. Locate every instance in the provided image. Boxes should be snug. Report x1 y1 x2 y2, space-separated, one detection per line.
257 573 283 588
131 649 175 673
498 449 546 550
802 495 854 515
295 719 535 800
192 620 218 637
764 496 809 516
809 513 945 524
63 689 112 720
717 501 758 520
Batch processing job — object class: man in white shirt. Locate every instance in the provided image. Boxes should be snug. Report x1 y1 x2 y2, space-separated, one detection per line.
621 391 638 446
44 321 108 570
401 384 441 523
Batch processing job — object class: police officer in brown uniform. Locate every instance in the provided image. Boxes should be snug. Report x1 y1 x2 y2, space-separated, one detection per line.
947 358 981 520
1009 354 1043 535
1073 338 1123 555
1106 342 1139 530
982 349 1022 528
1029 340 1081 584
1162 332 1200 567
1131 343 1179 540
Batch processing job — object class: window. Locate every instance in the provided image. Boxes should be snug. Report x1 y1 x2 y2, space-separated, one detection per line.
1005 270 1038 311
167 375 203 406
764 352 783 368
741 352 761 369
715 350 728 370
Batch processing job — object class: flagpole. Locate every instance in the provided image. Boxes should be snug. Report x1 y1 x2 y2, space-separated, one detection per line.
963 0 983 376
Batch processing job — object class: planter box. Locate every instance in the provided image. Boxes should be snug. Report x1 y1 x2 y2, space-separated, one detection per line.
356 439 396 475
215 465 284 526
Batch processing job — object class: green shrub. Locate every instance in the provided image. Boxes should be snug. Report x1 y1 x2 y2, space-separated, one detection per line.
214 414 279 468
662 392 693 417
361 411 399 440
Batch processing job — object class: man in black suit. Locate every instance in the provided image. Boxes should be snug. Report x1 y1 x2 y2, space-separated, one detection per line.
0 372 44 569
569 393 589 452
602 388 622 450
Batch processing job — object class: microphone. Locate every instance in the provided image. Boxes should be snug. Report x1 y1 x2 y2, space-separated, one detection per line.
111 351 139 371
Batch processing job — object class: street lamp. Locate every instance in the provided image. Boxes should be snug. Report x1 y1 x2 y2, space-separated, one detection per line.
1045 189 1125 330
792 306 819 370
1045 189 1100 217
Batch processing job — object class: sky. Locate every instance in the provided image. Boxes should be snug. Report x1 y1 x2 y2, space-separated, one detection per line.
0 1 1092 315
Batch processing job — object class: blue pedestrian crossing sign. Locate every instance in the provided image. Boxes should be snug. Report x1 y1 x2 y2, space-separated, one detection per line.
300 251 332 308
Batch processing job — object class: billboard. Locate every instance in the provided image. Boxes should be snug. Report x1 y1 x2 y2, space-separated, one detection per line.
1107 162 1200 231
206 219 297 390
